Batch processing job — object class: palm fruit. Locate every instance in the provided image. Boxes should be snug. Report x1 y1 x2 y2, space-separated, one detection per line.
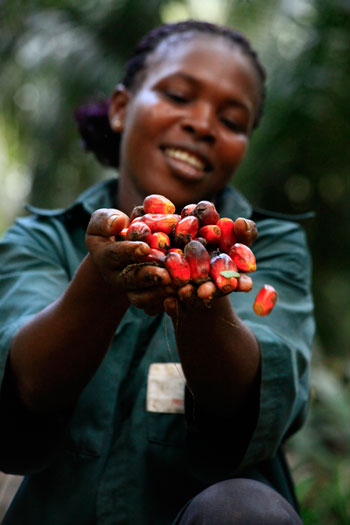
181 203 196 218
174 216 199 245
164 251 191 287
116 227 128 241
143 194 176 214
198 224 221 245
216 218 237 254
129 205 145 221
141 214 179 234
169 248 184 255
229 243 256 273
209 253 239 293
253 285 278 316
184 240 210 285
193 200 220 226
150 232 170 253
126 221 152 244
142 248 166 264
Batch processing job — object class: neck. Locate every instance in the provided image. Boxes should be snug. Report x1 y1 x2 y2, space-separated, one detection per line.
116 170 144 216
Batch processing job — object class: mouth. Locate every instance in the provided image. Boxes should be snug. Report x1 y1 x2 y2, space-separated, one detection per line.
161 146 212 175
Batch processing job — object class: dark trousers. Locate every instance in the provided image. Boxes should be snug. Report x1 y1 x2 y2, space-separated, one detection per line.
176 478 303 524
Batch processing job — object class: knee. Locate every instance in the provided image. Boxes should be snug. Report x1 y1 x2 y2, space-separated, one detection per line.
179 478 303 524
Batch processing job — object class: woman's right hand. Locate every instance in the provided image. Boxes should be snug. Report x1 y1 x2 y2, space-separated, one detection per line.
85 208 175 313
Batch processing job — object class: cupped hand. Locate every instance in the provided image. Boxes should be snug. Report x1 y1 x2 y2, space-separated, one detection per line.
86 208 176 314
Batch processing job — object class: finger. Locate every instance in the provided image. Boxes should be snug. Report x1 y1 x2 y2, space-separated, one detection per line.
164 296 178 318
127 285 172 309
177 284 196 303
236 273 253 292
122 264 171 290
234 217 258 246
197 280 217 307
86 208 130 238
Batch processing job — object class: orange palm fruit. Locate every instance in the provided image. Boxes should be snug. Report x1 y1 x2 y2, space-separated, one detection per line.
143 194 176 214
181 203 196 218
150 232 170 253
141 214 179 234
193 200 220 226
253 285 278 316
184 240 210 285
174 216 199 245
229 243 256 273
209 253 239 293
164 251 191 287
126 221 152 244
198 224 221 245
130 205 145 221
216 218 237 253
142 248 166 264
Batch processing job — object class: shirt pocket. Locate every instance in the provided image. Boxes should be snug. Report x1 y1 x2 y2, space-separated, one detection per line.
146 363 187 447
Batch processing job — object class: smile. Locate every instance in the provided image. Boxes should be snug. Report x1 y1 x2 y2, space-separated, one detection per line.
163 147 207 172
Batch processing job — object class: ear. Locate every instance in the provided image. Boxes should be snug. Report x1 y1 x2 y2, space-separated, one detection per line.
108 84 130 133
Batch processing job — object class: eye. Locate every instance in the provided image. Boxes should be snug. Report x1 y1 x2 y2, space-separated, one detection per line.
221 117 245 133
164 91 189 104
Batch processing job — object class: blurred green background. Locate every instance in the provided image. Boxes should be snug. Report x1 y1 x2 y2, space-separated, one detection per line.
0 0 349 522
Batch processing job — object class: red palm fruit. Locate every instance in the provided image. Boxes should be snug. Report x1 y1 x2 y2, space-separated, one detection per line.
169 248 184 255
143 194 176 214
150 232 170 253
198 224 221 245
209 253 239 293
184 240 210 285
192 237 207 247
142 248 166 264
253 285 278 316
129 205 145 221
126 221 152 244
216 218 237 253
193 200 220 226
181 203 196 218
141 214 179 234
229 243 257 273
174 216 199 245
164 252 191 287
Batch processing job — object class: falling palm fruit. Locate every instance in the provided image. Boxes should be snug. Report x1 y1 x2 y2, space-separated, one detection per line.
253 285 278 316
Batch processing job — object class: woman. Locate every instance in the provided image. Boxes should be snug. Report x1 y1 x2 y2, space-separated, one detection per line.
0 20 314 524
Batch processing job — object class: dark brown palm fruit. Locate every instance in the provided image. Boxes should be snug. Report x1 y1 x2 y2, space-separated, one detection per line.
209 253 239 293
253 285 278 316
216 217 237 254
143 194 176 214
181 203 196 218
193 200 220 226
184 240 210 285
174 216 199 245
126 221 152 244
141 214 179 234
149 232 170 253
229 243 257 273
164 251 191 287
129 205 145 222
198 224 221 245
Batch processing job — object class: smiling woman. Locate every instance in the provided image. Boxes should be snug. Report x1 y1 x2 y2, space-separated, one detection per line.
0 19 313 525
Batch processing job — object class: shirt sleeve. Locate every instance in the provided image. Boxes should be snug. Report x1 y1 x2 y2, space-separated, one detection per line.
185 218 315 480
0 215 74 474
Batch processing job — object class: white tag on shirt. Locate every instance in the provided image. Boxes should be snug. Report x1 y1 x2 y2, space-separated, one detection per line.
146 363 185 414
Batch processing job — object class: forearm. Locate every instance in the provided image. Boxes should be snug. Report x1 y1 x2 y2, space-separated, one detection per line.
173 295 260 417
8 254 129 412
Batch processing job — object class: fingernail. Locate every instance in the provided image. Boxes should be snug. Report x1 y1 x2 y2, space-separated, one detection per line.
107 214 119 228
135 245 149 257
244 219 251 231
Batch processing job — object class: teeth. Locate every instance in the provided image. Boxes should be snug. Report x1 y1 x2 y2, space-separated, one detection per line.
164 148 205 171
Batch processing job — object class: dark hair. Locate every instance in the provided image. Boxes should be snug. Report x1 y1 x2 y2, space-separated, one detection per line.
75 19 266 168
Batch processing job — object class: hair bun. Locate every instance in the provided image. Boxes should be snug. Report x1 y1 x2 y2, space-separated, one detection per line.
74 99 120 168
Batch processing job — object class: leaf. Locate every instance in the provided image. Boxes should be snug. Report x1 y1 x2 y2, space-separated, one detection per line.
220 270 240 278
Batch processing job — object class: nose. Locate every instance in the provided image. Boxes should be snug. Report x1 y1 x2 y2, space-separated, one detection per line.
181 102 216 144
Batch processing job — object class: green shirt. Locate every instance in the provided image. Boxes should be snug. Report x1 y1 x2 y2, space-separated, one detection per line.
0 178 315 524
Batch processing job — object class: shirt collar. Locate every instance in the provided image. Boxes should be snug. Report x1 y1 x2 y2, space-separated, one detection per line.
215 185 253 220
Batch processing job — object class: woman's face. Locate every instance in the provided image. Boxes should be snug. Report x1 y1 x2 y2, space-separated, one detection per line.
113 34 261 212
